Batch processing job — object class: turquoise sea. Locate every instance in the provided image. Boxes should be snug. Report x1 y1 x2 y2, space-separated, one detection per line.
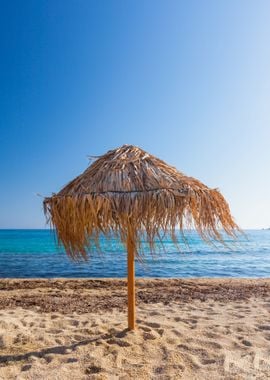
0 230 269 278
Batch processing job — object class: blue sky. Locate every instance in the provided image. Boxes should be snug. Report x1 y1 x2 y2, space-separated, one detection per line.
0 0 269 229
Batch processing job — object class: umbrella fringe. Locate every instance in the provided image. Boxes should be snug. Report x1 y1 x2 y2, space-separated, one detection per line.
44 187 240 260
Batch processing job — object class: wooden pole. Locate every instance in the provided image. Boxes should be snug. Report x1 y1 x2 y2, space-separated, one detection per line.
127 226 135 330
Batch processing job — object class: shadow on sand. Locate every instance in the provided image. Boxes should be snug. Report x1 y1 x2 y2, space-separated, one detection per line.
0 328 130 364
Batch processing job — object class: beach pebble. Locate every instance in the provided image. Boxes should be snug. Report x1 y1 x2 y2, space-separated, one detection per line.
21 364 32 372
242 339 252 346
85 365 102 374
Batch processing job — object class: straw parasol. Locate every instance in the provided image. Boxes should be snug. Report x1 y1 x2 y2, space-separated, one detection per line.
43 144 239 329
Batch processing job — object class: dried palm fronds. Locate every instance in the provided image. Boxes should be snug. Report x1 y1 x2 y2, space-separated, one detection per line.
44 145 239 260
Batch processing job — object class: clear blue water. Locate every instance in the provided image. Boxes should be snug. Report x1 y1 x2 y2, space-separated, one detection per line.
0 230 269 278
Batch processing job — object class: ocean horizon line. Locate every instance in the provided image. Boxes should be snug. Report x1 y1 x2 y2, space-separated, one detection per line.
0 228 266 231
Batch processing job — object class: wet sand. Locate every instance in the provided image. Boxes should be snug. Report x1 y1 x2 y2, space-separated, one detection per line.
0 279 269 379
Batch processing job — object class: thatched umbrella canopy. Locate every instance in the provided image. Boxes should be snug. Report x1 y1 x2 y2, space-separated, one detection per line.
44 144 239 329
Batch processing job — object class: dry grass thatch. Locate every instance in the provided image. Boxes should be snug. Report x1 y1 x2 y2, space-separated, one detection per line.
43 145 239 260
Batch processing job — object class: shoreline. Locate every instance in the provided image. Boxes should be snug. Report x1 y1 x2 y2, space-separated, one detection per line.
0 278 269 314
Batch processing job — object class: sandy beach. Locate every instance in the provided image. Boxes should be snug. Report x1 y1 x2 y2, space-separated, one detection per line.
0 279 269 379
